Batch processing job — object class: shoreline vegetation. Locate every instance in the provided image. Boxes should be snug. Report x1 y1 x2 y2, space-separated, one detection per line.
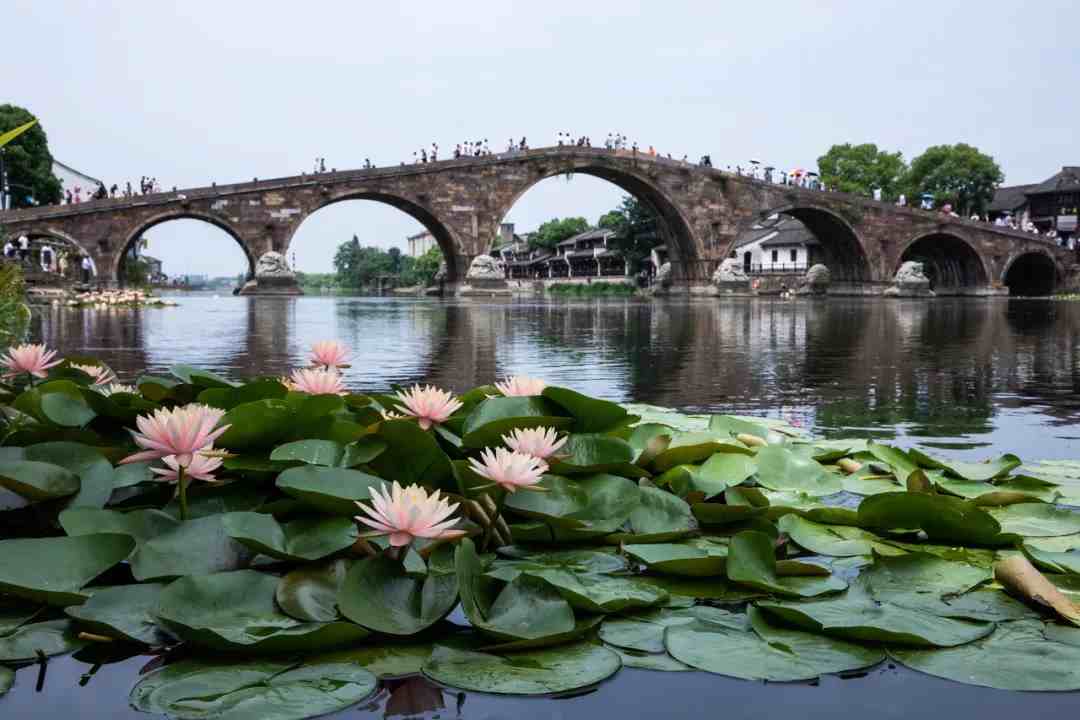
1 338 1080 715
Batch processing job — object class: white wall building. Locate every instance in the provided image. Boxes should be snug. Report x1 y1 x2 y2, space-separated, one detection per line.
729 215 820 274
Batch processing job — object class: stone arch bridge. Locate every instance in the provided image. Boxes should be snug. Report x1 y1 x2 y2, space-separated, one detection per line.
1 147 1074 294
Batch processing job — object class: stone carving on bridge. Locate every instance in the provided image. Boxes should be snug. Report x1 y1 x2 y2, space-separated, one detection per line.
797 264 831 295
255 251 294 278
884 261 934 297
711 258 751 294
238 251 303 296
465 254 505 281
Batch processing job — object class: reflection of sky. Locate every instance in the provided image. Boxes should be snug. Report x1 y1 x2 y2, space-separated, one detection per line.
32 296 1080 463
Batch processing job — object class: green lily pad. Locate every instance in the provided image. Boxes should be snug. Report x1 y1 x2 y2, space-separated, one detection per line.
548 433 640 476
691 502 768 527
778 514 902 557
689 452 758 498
223 512 358 562
490 547 628 580
755 446 842 495
891 619 1080 690
727 531 846 597
988 503 1080 537
609 646 692 671
0 666 11 696
130 657 377 720
599 606 732 653
909 448 1021 481
652 432 752 472
0 534 135 606
0 460 80 501
857 491 1017 546
366 419 454 490
60 507 178 541
1023 544 1080 575
611 485 696 543
0 620 87 662
157 570 370 653
132 514 253 582
462 396 573 448
66 583 172 645
338 552 458 636
504 473 640 533
276 465 386 516
521 568 668 613
422 643 621 695
542 386 627 433
217 399 294 451
935 476 1060 504
318 643 434 678
276 560 351 622
757 587 994 647
456 538 575 642
635 574 766 603
857 552 994 619
0 599 41 635
624 540 728 577
867 441 921 484
270 439 347 466
665 606 884 681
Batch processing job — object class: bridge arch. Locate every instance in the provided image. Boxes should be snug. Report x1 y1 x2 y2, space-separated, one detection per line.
896 231 990 294
739 204 871 283
286 191 462 282
20 227 99 276
494 159 701 280
1002 249 1058 296
115 211 255 285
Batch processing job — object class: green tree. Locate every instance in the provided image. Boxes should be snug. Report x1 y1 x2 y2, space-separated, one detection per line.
0 105 62 208
400 246 443 287
817 143 907 199
531 217 590 250
599 196 661 271
902 144 1003 215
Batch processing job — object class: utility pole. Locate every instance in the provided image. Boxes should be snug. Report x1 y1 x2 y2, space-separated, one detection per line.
0 148 7 211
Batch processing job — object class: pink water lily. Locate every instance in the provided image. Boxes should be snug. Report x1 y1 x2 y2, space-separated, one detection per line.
289 368 348 395
502 427 567 460
355 481 464 547
495 375 547 397
70 363 116 386
151 452 223 483
2 343 62 379
310 340 351 370
394 385 463 430
120 404 230 467
468 447 548 493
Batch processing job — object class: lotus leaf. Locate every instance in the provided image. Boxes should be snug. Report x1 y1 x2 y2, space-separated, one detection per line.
0 460 79 501
548 433 641 476
611 485 696 543
867 441 921 483
0 599 40 635
276 465 386 515
422 643 621 695
338 552 458 635
857 491 1017 546
66 583 172 645
1023 544 1080 575
755 445 842 495
0 620 86 662
129 657 377 720
216 399 294 450
521 568 668 613
270 439 347 466
624 540 728 577
462 396 572 448
691 502 768 527
651 432 752 472
170 364 237 388
635 574 765 602
491 547 628 579
989 502 1080 537
542 385 627 433
727 531 846 597
908 448 1021 481
222 512 357 562
665 606 884 681
708 414 769 440
318 643 434 678
132 514 253 581
609 646 692 671
599 606 734 653
0 534 135 606
163 481 268 520
368 419 454 490
276 560 351 623
891 619 1080 690
504 473 640 533
778 514 902 557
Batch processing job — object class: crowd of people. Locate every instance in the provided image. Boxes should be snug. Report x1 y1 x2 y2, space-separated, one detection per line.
60 176 163 205
3 233 95 282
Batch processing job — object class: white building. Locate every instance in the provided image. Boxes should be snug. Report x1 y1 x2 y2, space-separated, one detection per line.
729 215 820 274
406 231 437 257
52 160 102 198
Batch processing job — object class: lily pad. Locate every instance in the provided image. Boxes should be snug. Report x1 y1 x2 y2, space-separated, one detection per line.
0 666 11 696
0 460 80 501
422 643 621 695
988 503 1080 537
624 540 728 577
276 560 351 622
223 512 358 562
66 583 172 645
549 433 643 477
651 432 752 472
504 473 640 533
132 514 253 582
542 386 627 433
368 419 454 490
276 465 386 515
755 446 842 495
857 491 1017 546
270 439 347 466
338 552 458 635
727 531 846 597
599 606 732 653
612 485 696 543
130 657 378 720
908 448 1021 481
0 534 135 606
778 514 901 557
521 568 668 613
490 547 628 580
1023 544 1080 575
157 570 370 653
0 620 86 662
665 606 884 681
867 441 920 484
216 399 294 450
462 396 572 448
318 643 434 678
891 619 1080 690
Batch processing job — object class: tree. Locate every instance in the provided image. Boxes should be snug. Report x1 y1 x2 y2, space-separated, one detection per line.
599 196 662 271
531 217 590 250
0 105 62 208
817 143 907 199
902 144 1003 215
401 246 442 287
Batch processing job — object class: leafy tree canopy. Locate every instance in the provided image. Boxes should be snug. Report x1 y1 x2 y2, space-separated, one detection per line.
531 217 590 250
0 105 62 208
332 236 442 289
599 196 662 270
817 143 907 198
902 143 1003 215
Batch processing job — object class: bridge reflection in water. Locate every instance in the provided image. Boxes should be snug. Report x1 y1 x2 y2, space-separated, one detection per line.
31 295 1080 457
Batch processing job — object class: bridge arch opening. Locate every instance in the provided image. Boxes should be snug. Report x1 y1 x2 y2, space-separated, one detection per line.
742 206 871 283
19 229 98 280
288 194 458 288
497 169 697 283
1004 252 1056 296
117 216 253 290
898 233 988 294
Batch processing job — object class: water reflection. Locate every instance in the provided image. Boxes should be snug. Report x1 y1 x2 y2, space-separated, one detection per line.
31 295 1080 458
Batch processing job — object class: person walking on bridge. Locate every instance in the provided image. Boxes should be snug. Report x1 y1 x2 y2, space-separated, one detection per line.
80 256 93 284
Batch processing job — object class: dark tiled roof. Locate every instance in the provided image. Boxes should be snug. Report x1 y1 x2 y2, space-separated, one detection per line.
1027 167 1080 196
988 184 1037 213
733 217 818 249
557 228 613 246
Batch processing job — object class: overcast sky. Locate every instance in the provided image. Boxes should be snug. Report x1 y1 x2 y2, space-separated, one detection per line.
7 1 1079 276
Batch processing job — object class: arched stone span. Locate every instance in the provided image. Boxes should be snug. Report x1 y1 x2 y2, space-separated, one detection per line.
1003 251 1057 296
492 161 701 280
284 191 463 282
736 205 872 282
22 227 99 275
114 211 255 284
897 232 990 294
